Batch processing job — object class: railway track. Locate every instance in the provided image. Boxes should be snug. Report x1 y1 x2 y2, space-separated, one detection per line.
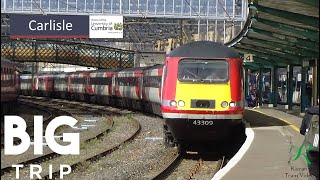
3 96 236 179
1 102 58 149
152 150 227 180
2 96 134 178
20 96 132 116
41 117 141 180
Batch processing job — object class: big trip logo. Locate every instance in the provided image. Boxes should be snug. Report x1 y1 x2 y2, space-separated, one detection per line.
4 115 80 179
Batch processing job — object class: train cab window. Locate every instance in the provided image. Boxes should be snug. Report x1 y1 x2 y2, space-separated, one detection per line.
178 59 229 83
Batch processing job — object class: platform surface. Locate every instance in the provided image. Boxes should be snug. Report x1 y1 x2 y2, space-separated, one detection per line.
221 107 311 180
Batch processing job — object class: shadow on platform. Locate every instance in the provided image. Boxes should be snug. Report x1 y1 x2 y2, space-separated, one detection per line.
244 110 288 128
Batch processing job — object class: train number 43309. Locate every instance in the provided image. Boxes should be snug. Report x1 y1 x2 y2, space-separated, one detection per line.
192 120 214 126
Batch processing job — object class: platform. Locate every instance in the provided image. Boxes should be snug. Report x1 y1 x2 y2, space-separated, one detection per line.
214 107 312 180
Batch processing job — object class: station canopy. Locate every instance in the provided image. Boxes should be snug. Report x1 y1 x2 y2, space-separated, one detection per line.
226 0 319 68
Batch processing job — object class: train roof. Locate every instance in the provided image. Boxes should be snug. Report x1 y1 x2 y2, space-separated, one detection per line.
89 68 119 73
167 41 240 59
117 64 164 72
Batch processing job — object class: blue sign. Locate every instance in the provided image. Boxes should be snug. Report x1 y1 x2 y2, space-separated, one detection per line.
10 14 89 38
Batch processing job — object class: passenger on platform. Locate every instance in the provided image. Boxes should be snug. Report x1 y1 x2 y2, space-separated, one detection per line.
246 90 256 108
300 96 319 180
254 88 259 108
306 81 312 108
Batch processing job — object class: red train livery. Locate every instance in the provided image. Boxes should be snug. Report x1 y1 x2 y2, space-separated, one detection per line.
1 57 20 115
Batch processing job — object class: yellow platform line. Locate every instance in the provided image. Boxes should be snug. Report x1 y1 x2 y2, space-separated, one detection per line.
250 109 300 133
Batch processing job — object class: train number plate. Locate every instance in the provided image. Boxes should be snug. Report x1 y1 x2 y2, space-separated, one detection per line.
192 120 214 126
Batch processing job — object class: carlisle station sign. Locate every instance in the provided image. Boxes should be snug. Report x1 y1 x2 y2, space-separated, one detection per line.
10 14 123 39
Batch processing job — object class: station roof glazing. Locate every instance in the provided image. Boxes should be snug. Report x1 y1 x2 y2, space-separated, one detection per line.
1 0 248 50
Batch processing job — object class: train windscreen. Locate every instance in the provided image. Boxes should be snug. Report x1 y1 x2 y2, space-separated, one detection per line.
178 59 229 83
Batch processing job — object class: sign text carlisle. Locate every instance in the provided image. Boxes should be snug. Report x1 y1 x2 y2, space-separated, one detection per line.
10 14 89 38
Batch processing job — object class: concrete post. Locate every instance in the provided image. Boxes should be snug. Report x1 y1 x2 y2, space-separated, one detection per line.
258 68 263 106
31 62 35 97
134 51 141 67
180 19 183 46
301 64 307 113
287 65 293 110
244 68 249 98
312 59 318 105
272 66 278 107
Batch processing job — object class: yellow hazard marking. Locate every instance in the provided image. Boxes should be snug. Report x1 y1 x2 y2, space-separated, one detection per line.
175 81 231 111
251 109 300 133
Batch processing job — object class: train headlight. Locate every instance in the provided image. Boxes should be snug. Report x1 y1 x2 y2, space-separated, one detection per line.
178 100 185 107
170 100 177 106
221 101 228 108
229 102 236 108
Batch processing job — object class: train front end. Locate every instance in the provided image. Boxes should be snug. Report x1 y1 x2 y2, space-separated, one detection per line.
161 41 244 144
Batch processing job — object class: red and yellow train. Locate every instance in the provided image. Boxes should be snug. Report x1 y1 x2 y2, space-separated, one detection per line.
19 41 244 146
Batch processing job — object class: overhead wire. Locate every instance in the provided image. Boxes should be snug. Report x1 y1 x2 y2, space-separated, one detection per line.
31 0 46 15
216 0 237 41
217 0 235 26
183 0 209 41
136 9 172 52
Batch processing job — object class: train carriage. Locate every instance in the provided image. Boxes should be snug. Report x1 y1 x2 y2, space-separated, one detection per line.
88 69 116 104
37 74 54 97
113 67 144 109
69 72 90 101
20 74 38 96
53 73 71 99
141 64 164 115
161 41 244 145
1 57 20 114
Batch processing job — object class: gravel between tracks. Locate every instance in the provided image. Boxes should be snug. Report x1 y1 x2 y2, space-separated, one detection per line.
1 103 50 134
66 114 179 180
